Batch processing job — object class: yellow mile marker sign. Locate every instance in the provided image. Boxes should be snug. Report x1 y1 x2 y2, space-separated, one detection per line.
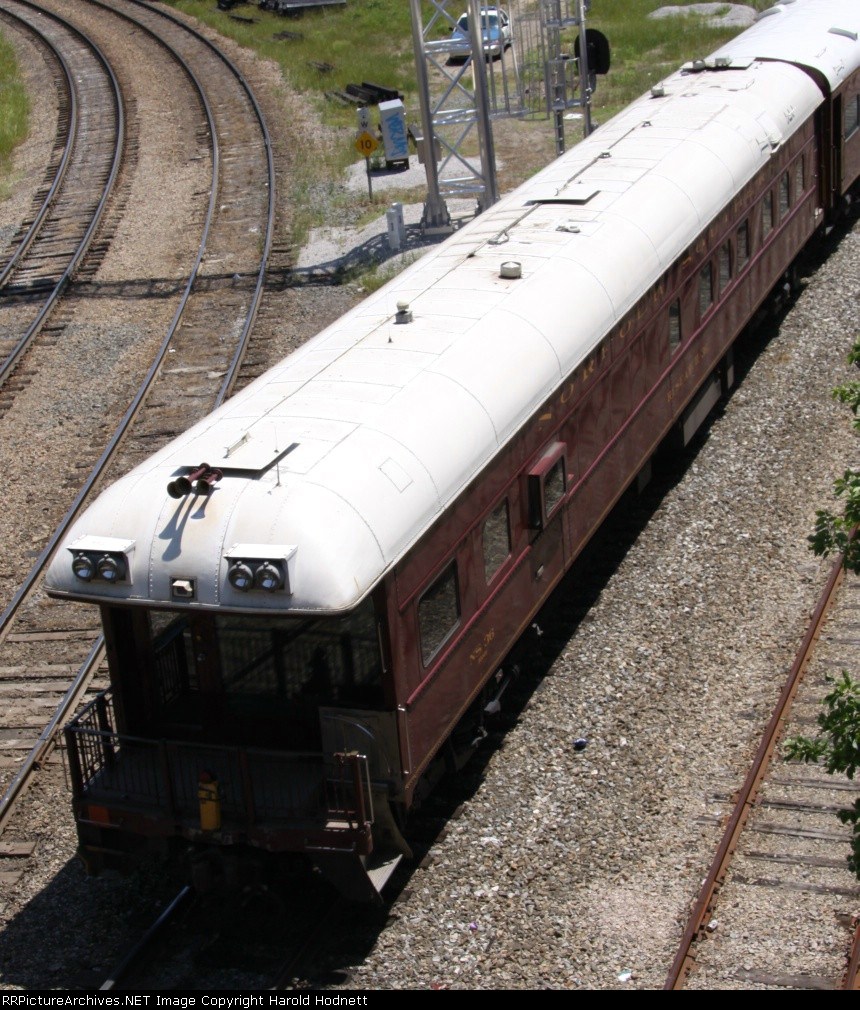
355 130 379 157
355 126 378 199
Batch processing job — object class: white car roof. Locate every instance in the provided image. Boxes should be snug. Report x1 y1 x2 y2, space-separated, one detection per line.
46 1 852 615
709 0 860 88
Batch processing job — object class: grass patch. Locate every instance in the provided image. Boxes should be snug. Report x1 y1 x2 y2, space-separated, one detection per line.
162 0 772 234
168 0 416 130
579 0 774 123
351 251 422 293
0 2 771 244
0 33 29 199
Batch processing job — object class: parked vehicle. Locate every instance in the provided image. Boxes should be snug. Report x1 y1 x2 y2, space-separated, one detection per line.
450 6 512 60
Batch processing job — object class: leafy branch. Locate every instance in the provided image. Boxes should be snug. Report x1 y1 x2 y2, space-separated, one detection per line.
784 337 860 879
784 672 860 873
807 469 860 573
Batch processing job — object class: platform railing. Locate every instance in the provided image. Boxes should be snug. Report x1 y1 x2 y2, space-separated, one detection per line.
65 689 372 831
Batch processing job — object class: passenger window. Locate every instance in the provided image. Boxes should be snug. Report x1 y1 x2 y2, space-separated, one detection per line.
762 191 774 238
736 220 750 269
668 298 681 352
544 458 565 517
150 612 198 706
718 243 731 294
527 442 566 529
795 157 805 199
418 563 460 665
216 603 383 705
699 262 713 317
482 499 511 583
779 172 790 219
845 94 860 140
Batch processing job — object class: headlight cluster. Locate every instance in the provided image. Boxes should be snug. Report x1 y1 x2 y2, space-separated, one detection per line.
227 559 284 592
71 552 126 583
225 544 297 595
66 537 135 585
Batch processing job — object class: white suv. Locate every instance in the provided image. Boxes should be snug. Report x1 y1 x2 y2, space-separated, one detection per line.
450 7 513 60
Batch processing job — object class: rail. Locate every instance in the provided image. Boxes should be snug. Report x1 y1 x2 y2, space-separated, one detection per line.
664 549 847 988
0 0 278 836
0 0 124 390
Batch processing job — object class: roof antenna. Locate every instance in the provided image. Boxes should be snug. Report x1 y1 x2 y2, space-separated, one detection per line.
274 426 282 487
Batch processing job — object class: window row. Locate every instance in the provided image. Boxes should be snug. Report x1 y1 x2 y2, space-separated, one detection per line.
417 148 812 665
417 444 569 666
671 153 807 353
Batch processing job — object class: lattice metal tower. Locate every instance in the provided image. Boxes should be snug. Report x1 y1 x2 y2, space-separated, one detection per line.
410 0 594 231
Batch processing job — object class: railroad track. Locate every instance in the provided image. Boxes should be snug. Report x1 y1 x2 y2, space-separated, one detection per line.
97 879 342 990
667 562 860 990
0 0 275 885
0 0 123 394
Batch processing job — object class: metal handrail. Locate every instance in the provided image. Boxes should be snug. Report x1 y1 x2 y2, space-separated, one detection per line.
65 690 372 830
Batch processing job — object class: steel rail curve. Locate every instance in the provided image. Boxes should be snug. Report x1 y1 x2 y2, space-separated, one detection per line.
0 638 103 835
664 550 847 989
0 0 275 834
122 0 277 405
844 917 860 990
0 0 124 390
0 9 76 286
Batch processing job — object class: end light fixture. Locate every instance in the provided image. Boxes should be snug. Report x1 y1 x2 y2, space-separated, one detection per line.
227 562 255 592
67 536 134 585
96 554 125 583
253 561 283 592
71 553 96 581
225 544 297 595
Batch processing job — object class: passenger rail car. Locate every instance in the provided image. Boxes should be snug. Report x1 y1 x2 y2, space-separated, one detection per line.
47 0 860 901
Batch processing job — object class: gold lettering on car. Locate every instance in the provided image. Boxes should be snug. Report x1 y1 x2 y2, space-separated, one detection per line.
470 628 496 664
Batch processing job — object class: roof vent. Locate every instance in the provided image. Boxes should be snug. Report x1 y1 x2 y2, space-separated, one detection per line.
394 300 413 324
650 84 665 98
500 261 522 279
